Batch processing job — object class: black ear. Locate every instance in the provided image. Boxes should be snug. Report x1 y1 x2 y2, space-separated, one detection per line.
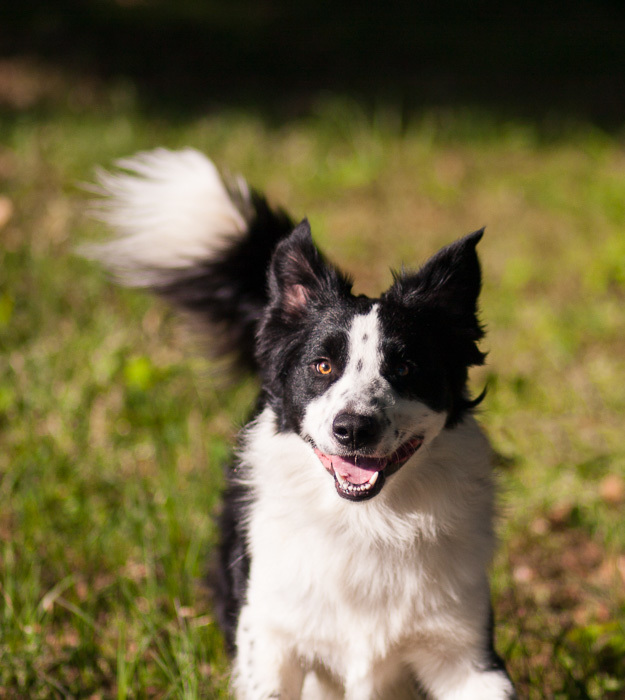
267 219 352 319
386 229 484 335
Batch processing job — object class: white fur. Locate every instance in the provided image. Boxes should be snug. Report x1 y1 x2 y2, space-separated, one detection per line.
301 306 447 457
233 407 513 699
84 148 249 286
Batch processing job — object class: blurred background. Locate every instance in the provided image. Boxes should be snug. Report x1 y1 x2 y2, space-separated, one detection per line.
2 0 625 123
1 1 624 698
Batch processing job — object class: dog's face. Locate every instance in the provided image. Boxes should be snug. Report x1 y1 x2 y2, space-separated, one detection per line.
256 221 486 502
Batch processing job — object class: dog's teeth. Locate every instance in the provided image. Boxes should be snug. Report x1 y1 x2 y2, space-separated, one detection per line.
335 468 380 495
336 472 348 486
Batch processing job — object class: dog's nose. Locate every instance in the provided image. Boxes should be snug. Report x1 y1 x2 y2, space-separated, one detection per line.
332 412 382 449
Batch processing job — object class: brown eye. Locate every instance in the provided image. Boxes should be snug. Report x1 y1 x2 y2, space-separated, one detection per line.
315 360 333 375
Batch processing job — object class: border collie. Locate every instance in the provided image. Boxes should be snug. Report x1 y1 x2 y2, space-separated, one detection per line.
88 148 515 699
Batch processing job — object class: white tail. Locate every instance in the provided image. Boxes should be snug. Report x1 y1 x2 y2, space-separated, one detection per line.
84 148 251 286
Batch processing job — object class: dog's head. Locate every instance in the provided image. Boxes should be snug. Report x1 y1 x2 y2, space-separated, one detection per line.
256 221 486 501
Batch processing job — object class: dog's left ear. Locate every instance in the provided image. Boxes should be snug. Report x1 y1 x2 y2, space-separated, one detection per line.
385 229 485 344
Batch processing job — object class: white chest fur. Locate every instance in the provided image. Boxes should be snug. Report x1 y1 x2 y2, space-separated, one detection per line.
236 408 499 695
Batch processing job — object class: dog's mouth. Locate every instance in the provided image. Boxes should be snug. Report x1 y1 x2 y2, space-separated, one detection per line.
313 438 423 502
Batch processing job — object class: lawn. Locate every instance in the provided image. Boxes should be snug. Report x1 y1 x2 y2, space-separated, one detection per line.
1 65 624 699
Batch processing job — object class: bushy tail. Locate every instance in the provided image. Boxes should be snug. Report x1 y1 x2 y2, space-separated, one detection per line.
85 148 295 374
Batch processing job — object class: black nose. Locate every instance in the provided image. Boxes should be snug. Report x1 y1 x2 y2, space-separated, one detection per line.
332 412 382 449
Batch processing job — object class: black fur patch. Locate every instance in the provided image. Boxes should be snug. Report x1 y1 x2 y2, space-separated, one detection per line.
381 230 487 425
212 469 252 654
256 222 371 433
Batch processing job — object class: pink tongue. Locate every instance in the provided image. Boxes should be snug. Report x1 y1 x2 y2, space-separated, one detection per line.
314 449 385 485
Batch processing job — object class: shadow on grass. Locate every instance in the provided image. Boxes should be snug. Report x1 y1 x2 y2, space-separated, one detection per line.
2 0 625 128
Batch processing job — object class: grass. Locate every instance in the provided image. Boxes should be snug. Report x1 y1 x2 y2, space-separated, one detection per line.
1 72 625 698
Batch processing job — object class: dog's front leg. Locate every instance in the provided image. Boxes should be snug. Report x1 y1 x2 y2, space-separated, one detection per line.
407 645 515 700
341 662 386 700
232 605 305 700
343 678 377 700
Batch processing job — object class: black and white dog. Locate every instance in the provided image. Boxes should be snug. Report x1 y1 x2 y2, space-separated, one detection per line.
89 148 515 699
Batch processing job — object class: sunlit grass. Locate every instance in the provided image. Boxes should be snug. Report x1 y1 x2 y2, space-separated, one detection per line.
1 93 624 697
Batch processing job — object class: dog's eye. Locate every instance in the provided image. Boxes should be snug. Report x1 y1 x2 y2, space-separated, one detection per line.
395 363 410 377
314 360 333 375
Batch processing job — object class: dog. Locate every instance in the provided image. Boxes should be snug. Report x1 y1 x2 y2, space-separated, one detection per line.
88 148 516 699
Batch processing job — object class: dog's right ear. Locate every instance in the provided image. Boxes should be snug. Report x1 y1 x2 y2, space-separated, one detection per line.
267 219 352 319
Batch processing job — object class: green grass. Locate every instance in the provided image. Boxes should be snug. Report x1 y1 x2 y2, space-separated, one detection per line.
1 82 625 698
